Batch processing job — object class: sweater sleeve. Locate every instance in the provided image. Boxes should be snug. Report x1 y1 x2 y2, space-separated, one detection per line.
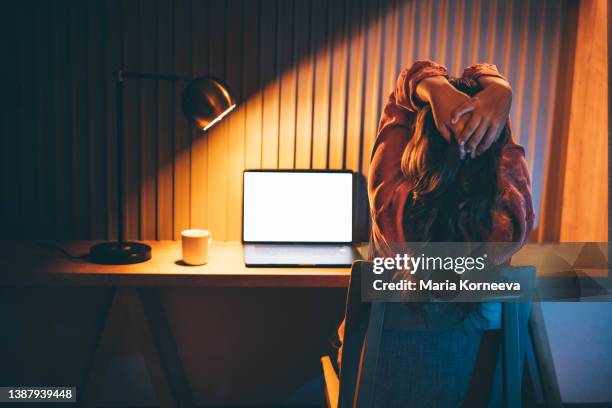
462 63 506 82
375 60 448 154
394 60 449 113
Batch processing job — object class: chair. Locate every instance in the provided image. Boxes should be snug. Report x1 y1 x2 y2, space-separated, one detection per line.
321 260 538 408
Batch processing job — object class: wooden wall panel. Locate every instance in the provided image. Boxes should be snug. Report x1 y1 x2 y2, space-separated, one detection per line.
139 0 158 240
225 0 245 240
189 0 210 233
260 0 280 169
16 4 36 240
311 0 332 169
243 0 262 172
277 0 297 170
560 0 608 241
123 0 141 241
37 0 56 239
344 0 366 173
51 2 72 240
294 0 315 169
1 0 585 242
207 0 229 239
327 0 349 170
156 0 174 240
537 0 578 242
173 0 192 240
361 0 383 177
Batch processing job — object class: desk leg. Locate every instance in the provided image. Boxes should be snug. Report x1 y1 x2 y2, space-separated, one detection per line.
80 287 128 407
80 287 194 408
139 287 195 408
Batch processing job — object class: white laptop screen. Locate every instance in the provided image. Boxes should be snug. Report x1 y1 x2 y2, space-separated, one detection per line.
243 171 353 243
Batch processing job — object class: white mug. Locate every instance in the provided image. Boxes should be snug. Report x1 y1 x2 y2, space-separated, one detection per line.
181 229 212 265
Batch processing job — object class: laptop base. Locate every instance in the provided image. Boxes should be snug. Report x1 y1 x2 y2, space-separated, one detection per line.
243 244 359 268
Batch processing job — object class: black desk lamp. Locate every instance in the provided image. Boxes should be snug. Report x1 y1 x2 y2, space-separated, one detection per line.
90 70 236 264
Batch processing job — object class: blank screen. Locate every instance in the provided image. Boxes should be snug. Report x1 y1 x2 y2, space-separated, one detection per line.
243 171 353 242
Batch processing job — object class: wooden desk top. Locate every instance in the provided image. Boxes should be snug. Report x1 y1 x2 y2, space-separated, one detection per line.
1 241 606 288
0 241 352 287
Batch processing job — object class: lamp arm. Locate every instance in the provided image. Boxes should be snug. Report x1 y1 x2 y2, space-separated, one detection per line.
118 70 192 83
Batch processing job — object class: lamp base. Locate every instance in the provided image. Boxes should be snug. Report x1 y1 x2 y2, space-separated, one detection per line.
89 241 152 265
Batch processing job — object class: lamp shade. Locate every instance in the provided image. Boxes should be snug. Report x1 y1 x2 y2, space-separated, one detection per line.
181 76 236 131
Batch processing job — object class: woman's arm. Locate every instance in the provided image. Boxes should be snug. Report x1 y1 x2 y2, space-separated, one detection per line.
487 141 535 263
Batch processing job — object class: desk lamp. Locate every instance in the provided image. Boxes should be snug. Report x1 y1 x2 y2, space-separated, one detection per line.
90 70 236 264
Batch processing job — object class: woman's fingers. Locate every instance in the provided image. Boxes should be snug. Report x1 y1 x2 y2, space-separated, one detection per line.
450 100 476 124
466 120 489 158
457 115 481 147
476 123 501 156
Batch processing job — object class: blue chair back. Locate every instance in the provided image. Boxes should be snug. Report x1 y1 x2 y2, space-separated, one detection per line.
338 260 536 408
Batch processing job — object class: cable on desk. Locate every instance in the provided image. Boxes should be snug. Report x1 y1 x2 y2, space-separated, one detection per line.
34 241 88 260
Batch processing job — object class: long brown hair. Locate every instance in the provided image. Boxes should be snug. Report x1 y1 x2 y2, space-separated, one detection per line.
401 78 509 243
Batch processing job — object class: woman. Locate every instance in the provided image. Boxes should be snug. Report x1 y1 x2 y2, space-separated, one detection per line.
337 60 534 366
370 60 533 256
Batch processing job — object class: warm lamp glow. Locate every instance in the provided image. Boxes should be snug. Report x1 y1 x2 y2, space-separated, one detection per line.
202 104 236 131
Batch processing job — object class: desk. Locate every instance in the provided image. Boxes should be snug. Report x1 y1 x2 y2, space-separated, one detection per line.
0 241 352 287
0 241 353 407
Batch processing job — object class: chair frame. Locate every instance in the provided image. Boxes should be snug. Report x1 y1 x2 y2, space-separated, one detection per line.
321 260 555 408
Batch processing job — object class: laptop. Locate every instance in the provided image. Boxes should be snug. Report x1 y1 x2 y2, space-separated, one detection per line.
242 170 360 267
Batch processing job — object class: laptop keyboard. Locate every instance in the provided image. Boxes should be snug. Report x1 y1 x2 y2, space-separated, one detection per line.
249 244 353 254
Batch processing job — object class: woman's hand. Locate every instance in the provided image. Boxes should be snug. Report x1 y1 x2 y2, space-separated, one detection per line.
415 76 471 144
451 76 512 158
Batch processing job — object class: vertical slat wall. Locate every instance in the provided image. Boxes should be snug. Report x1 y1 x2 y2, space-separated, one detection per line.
559 0 608 241
2 0 568 241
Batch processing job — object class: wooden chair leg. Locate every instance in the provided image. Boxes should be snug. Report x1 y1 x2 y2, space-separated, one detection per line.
503 303 521 408
321 355 339 408
355 302 386 408
528 303 562 408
